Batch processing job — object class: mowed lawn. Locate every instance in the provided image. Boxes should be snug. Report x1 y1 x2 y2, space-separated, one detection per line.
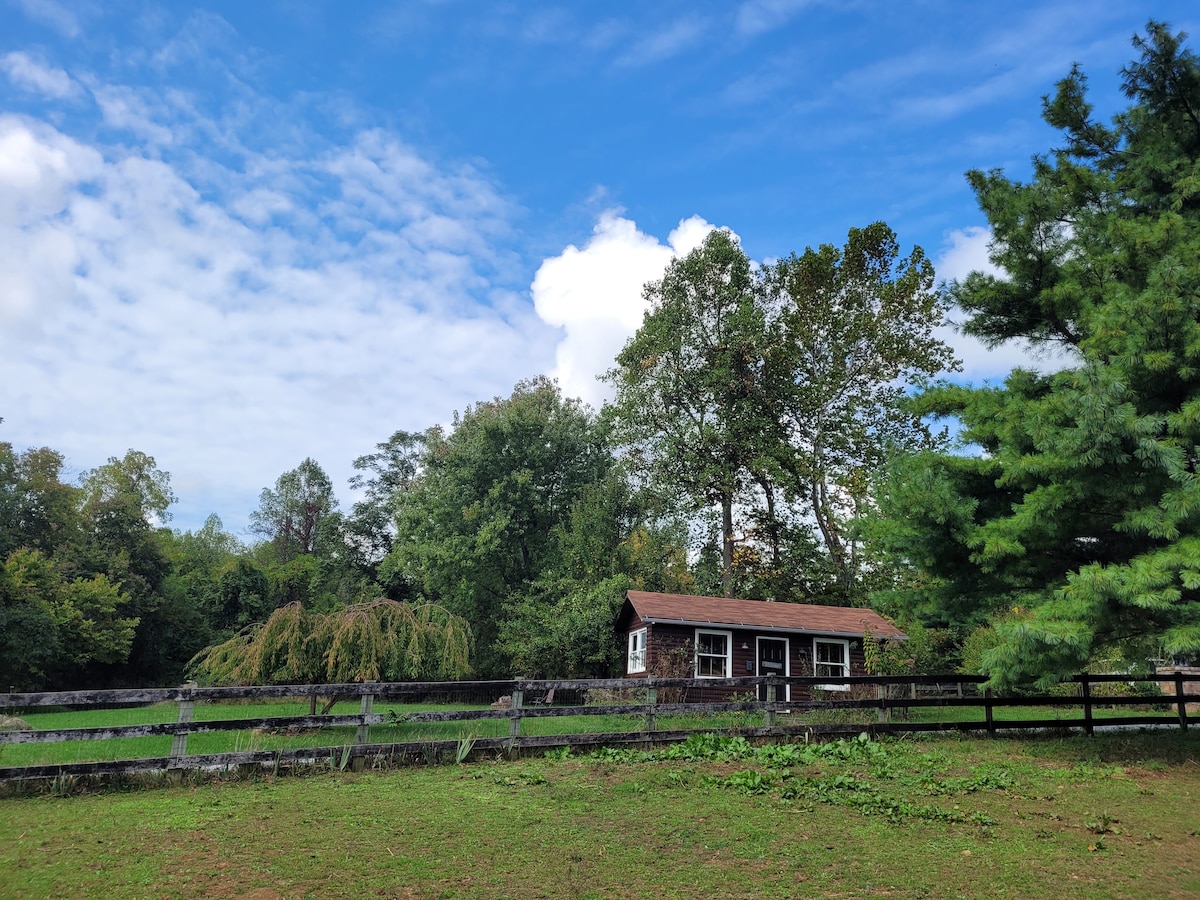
2 731 1199 899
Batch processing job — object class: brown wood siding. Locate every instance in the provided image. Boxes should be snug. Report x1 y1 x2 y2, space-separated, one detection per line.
628 624 876 701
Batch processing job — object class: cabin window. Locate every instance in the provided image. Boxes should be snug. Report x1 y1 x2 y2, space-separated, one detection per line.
628 628 647 674
814 638 850 691
695 629 732 678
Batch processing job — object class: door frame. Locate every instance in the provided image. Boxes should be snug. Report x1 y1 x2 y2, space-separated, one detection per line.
755 635 790 702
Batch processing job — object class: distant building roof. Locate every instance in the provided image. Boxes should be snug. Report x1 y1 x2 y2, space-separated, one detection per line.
623 591 906 641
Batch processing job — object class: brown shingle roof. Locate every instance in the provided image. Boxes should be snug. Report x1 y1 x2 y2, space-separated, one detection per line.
625 591 906 640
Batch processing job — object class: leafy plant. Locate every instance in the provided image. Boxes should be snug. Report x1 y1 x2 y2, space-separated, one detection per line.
1087 813 1120 835
455 734 477 765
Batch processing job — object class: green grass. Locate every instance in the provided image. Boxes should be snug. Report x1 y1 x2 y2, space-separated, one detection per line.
2 731 1199 898
0 700 770 768
1 692 1182 769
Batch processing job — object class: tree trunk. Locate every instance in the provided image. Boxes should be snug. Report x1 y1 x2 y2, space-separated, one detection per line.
721 495 735 597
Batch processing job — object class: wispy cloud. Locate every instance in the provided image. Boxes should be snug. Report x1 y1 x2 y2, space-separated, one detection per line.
12 0 84 38
615 16 709 68
735 0 813 38
1 51 77 98
0 90 554 530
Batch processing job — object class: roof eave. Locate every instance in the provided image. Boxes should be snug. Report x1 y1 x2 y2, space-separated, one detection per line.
640 616 906 641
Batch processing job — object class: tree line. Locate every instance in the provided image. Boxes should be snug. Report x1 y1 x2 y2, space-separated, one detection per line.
3 22 1198 692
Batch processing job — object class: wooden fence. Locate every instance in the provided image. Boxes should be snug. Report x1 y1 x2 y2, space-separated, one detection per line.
1 671 1196 782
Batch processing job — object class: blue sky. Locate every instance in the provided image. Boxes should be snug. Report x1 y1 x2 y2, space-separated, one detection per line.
1 0 1194 534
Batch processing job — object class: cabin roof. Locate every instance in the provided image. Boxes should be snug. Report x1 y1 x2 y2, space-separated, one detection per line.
623 591 906 641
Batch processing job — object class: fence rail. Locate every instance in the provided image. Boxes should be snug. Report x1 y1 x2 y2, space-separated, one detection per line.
1 671 1196 782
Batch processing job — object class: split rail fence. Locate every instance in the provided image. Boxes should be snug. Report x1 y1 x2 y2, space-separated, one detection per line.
1 672 1196 782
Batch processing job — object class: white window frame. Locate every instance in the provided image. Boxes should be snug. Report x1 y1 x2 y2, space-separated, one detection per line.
694 628 733 679
627 628 647 674
813 637 851 691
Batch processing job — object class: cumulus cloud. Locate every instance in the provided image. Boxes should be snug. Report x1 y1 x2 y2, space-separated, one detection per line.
1 51 77 99
532 212 714 408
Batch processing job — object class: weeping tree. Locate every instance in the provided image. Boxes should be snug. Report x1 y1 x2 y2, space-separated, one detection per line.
188 599 471 712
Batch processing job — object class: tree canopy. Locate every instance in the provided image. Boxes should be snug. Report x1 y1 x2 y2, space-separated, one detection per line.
605 230 767 597
874 22 1200 687
385 377 616 676
606 225 955 603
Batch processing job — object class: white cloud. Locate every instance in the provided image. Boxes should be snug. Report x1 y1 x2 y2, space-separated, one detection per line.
13 0 82 38
735 0 813 37
0 117 99 334
0 111 558 532
615 17 708 68
1 51 77 99
532 211 714 408
91 86 178 146
935 225 997 285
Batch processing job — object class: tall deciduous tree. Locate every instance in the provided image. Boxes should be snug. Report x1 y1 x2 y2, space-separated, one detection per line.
604 229 768 596
345 430 428 593
760 223 958 601
875 22 1200 687
605 226 954 603
250 458 340 564
79 450 177 524
0 444 78 559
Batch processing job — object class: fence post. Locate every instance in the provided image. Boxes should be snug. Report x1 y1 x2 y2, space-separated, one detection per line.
645 678 657 734
357 690 374 744
766 678 777 729
1176 672 1189 733
984 687 995 737
876 683 888 724
170 691 194 767
510 687 524 740
1080 677 1093 737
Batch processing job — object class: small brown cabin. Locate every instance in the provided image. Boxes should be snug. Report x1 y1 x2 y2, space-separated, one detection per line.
616 591 906 699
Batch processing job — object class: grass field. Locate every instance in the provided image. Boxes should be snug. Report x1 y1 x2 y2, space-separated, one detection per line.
0 699 777 768
2 730 1198 898
0 694 1183 769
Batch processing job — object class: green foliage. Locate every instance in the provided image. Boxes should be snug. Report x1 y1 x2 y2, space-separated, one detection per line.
605 230 767 596
500 575 631 677
387 377 614 676
876 22 1200 688
80 450 177 524
758 222 959 602
0 444 78 560
958 623 1002 676
861 622 924 676
345 430 426 584
0 548 139 688
605 225 956 603
187 598 472 686
250 458 341 564
0 444 198 688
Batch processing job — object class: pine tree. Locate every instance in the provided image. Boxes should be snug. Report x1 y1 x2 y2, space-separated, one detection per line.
875 22 1200 687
